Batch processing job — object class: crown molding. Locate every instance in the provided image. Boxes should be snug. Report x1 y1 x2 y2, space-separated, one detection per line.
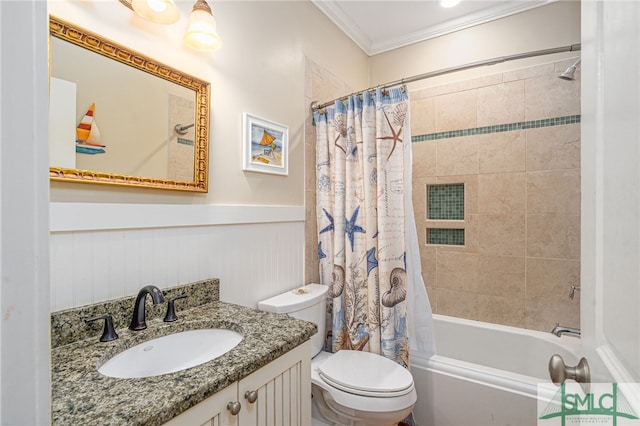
312 0 553 56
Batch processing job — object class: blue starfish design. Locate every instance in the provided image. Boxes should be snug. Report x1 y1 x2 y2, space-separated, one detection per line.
318 242 327 260
366 247 378 276
319 208 335 234
345 206 365 251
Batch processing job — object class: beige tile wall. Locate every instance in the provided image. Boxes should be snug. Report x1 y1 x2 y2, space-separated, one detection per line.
412 58 581 332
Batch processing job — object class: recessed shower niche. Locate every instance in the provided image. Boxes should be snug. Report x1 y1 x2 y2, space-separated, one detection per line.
427 183 465 246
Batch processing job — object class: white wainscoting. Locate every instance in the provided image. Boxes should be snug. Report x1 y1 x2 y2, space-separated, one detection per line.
50 203 306 312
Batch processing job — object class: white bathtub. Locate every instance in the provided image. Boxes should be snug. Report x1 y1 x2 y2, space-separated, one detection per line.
411 314 582 426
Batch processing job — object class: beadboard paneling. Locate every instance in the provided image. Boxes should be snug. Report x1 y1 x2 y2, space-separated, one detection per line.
50 204 305 311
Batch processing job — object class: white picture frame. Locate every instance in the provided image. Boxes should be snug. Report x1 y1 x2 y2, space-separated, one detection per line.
242 113 288 176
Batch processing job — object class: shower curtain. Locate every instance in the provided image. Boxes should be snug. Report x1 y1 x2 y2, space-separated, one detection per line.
313 85 435 370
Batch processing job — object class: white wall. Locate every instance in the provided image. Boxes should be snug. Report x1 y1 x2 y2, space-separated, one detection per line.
0 1 51 423
47 1 369 310
581 0 640 398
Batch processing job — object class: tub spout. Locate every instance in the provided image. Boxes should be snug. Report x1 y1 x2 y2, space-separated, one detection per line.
551 323 580 337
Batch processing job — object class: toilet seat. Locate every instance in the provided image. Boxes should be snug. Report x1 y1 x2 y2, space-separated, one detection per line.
317 350 414 397
311 351 417 416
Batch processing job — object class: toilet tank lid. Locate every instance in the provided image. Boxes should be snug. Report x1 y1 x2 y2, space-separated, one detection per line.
258 283 328 314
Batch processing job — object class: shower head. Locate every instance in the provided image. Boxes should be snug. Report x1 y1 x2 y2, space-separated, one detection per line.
559 58 581 81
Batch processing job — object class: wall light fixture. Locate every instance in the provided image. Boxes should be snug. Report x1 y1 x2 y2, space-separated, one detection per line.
119 0 222 51
119 0 180 24
183 0 223 51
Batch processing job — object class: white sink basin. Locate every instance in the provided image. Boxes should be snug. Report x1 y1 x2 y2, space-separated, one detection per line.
98 328 243 378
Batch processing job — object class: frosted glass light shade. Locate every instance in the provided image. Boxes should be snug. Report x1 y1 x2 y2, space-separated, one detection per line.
184 1 222 51
131 0 180 24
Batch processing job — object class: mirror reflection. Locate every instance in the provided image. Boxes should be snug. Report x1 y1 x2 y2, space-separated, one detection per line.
48 16 210 192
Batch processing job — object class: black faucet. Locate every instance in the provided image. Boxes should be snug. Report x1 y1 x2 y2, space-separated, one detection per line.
129 285 165 331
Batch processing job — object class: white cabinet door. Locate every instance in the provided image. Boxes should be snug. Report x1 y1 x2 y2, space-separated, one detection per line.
163 341 311 426
238 341 311 426
164 383 238 426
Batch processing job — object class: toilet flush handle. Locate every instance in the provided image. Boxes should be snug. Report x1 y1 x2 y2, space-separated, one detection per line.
244 390 258 404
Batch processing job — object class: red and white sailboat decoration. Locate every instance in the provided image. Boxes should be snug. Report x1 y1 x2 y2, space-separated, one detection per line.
76 103 106 155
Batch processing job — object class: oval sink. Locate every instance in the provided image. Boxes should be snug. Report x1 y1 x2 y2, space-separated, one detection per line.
98 328 243 378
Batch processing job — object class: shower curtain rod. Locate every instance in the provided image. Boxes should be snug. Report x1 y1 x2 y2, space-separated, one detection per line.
311 43 581 111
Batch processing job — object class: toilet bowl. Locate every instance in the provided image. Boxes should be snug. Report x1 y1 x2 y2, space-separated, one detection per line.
311 350 416 426
258 284 417 426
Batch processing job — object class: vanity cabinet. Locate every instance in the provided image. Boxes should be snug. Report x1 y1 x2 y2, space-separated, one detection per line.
164 340 311 426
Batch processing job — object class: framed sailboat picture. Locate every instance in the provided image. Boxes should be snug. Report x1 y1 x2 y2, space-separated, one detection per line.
242 113 288 176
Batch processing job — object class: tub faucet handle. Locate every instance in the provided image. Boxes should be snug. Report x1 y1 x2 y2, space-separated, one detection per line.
569 284 581 300
548 354 590 393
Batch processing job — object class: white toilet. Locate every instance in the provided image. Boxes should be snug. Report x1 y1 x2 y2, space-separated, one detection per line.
258 283 417 426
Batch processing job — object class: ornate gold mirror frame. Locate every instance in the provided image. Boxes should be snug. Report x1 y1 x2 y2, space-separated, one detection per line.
49 16 210 192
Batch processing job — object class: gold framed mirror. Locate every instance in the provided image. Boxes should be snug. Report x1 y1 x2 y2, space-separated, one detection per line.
48 16 210 192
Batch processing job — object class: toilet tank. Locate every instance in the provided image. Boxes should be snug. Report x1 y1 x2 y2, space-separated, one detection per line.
258 283 328 357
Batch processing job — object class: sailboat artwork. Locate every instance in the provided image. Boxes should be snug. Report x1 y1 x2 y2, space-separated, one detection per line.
75 103 106 155
251 126 282 166
243 113 288 175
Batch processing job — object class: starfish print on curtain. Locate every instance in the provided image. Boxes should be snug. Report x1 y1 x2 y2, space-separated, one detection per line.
377 101 407 161
345 206 365 251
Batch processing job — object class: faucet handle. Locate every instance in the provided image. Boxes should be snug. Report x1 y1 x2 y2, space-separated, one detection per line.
84 314 118 342
569 284 581 300
164 294 188 322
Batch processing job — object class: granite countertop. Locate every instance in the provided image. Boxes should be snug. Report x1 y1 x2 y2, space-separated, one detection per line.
51 301 317 426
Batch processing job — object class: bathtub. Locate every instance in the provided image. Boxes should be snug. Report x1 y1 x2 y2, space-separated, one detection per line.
410 314 582 426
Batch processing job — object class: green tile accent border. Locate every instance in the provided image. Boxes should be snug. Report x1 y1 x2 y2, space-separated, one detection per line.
427 228 465 245
412 115 581 143
428 183 464 220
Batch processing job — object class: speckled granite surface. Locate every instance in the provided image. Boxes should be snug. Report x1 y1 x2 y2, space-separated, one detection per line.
51 280 317 426
51 279 220 348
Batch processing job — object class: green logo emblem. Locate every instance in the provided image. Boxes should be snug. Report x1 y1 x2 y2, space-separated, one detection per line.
539 383 639 425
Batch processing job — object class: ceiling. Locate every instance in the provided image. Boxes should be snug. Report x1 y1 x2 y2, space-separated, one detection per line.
311 0 552 56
